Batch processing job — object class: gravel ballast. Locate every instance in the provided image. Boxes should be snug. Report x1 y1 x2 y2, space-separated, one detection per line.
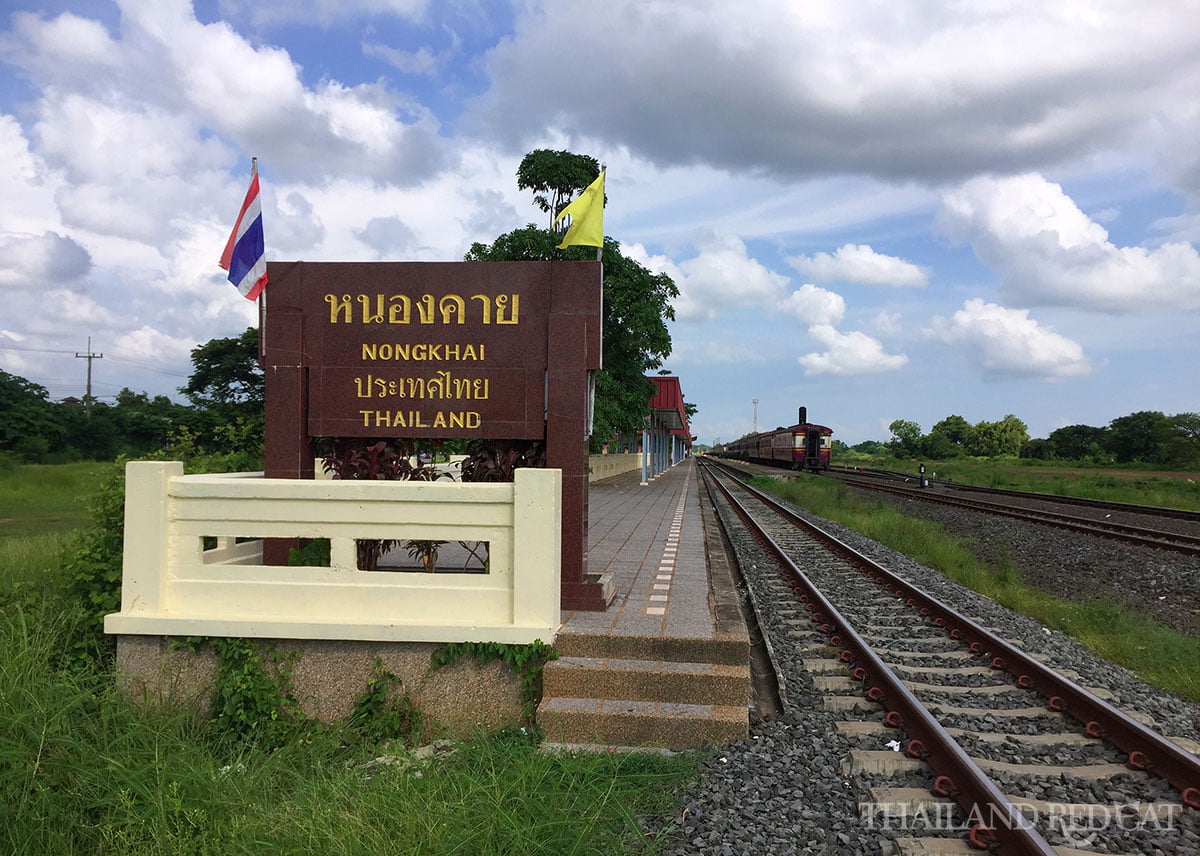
647 470 1200 855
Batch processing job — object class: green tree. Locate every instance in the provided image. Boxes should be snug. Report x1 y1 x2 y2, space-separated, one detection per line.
887 419 922 456
1160 413 1200 468
57 402 122 460
181 327 263 419
851 440 887 455
111 387 192 456
918 432 962 459
964 414 1028 457
466 226 676 446
1047 424 1108 460
516 149 602 228
1103 411 1170 463
1021 437 1053 460
929 414 971 448
0 369 65 461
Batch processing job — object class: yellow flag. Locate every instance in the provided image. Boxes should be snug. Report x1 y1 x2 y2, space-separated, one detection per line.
554 170 605 249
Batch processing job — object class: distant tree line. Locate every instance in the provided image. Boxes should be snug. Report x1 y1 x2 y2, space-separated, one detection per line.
0 327 263 464
863 411 1200 467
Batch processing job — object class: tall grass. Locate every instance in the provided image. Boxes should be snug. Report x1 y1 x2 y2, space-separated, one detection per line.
0 601 694 855
758 476 1200 700
0 463 697 855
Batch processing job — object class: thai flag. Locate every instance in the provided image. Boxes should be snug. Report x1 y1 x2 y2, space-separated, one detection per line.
219 168 268 300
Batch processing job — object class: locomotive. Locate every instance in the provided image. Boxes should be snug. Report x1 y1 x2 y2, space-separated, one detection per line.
716 407 832 472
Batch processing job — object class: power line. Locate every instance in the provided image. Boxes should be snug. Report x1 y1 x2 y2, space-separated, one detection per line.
0 344 76 354
104 354 190 377
0 343 190 378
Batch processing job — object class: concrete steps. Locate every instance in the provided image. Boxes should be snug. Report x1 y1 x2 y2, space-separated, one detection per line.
538 632 749 748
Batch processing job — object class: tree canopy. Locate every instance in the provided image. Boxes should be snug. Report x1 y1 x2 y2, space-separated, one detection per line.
516 149 602 229
180 327 263 418
874 409 1199 467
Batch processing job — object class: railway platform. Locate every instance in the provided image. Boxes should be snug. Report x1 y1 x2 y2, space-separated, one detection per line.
538 457 751 748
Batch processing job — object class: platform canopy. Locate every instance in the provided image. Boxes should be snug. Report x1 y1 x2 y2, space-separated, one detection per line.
648 376 692 447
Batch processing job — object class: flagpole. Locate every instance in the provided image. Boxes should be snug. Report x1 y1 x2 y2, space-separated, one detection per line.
252 157 266 361
596 163 605 261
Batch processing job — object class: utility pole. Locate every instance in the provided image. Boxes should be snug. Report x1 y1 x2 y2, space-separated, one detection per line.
752 398 759 434
75 336 103 419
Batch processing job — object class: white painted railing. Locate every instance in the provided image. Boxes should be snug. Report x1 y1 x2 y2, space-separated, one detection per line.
105 461 561 644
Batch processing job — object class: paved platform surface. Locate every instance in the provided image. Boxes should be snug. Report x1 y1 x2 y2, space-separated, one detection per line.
562 456 714 638
542 456 750 747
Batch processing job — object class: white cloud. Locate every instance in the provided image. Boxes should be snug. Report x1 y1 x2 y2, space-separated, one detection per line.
625 234 788 322
0 232 92 289
270 191 326 255
363 41 440 76
788 243 927 287
8 3 446 186
871 311 901 334
28 288 122 332
925 298 1093 379
473 1 1200 184
113 326 198 364
354 215 420 257
798 325 908 376
777 284 845 327
938 173 1200 313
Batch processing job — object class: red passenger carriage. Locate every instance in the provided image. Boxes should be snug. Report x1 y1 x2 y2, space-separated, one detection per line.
719 408 832 472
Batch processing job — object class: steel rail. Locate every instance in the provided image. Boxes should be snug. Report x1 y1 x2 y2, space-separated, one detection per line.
827 465 1200 523
704 460 1200 812
703 465 1059 855
834 474 1200 556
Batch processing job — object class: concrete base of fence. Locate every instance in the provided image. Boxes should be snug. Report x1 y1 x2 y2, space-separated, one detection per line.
116 635 525 735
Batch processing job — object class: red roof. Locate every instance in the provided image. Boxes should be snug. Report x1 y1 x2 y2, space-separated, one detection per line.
647 376 691 445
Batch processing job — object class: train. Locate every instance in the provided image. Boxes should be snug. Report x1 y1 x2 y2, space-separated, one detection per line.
713 407 832 472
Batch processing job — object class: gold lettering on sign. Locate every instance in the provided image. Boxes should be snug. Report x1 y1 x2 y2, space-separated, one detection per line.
470 293 521 324
494 293 519 324
360 343 486 362
325 294 519 325
359 410 481 430
325 293 352 323
354 372 490 400
388 295 410 324
439 295 465 324
358 294 384 324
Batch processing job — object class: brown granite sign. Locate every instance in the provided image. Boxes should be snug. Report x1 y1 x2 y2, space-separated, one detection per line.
261 260 609 610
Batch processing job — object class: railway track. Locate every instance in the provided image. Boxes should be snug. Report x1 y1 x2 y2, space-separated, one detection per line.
828 471 1200 557
827 465 1200 525
699 459 1200 855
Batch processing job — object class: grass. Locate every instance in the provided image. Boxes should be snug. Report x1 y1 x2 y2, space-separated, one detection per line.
845 455 1200 512
0 461 115 538
0 464 698 855
755 475 1200 701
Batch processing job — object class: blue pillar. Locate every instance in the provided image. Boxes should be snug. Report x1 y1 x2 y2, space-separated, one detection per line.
640 428 648 484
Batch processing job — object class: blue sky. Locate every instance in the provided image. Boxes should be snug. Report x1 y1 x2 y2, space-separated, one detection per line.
0 0 1197 445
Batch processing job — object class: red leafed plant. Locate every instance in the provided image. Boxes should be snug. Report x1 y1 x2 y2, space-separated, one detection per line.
320 439 449 570
458 440 546 482
318 438 546 571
